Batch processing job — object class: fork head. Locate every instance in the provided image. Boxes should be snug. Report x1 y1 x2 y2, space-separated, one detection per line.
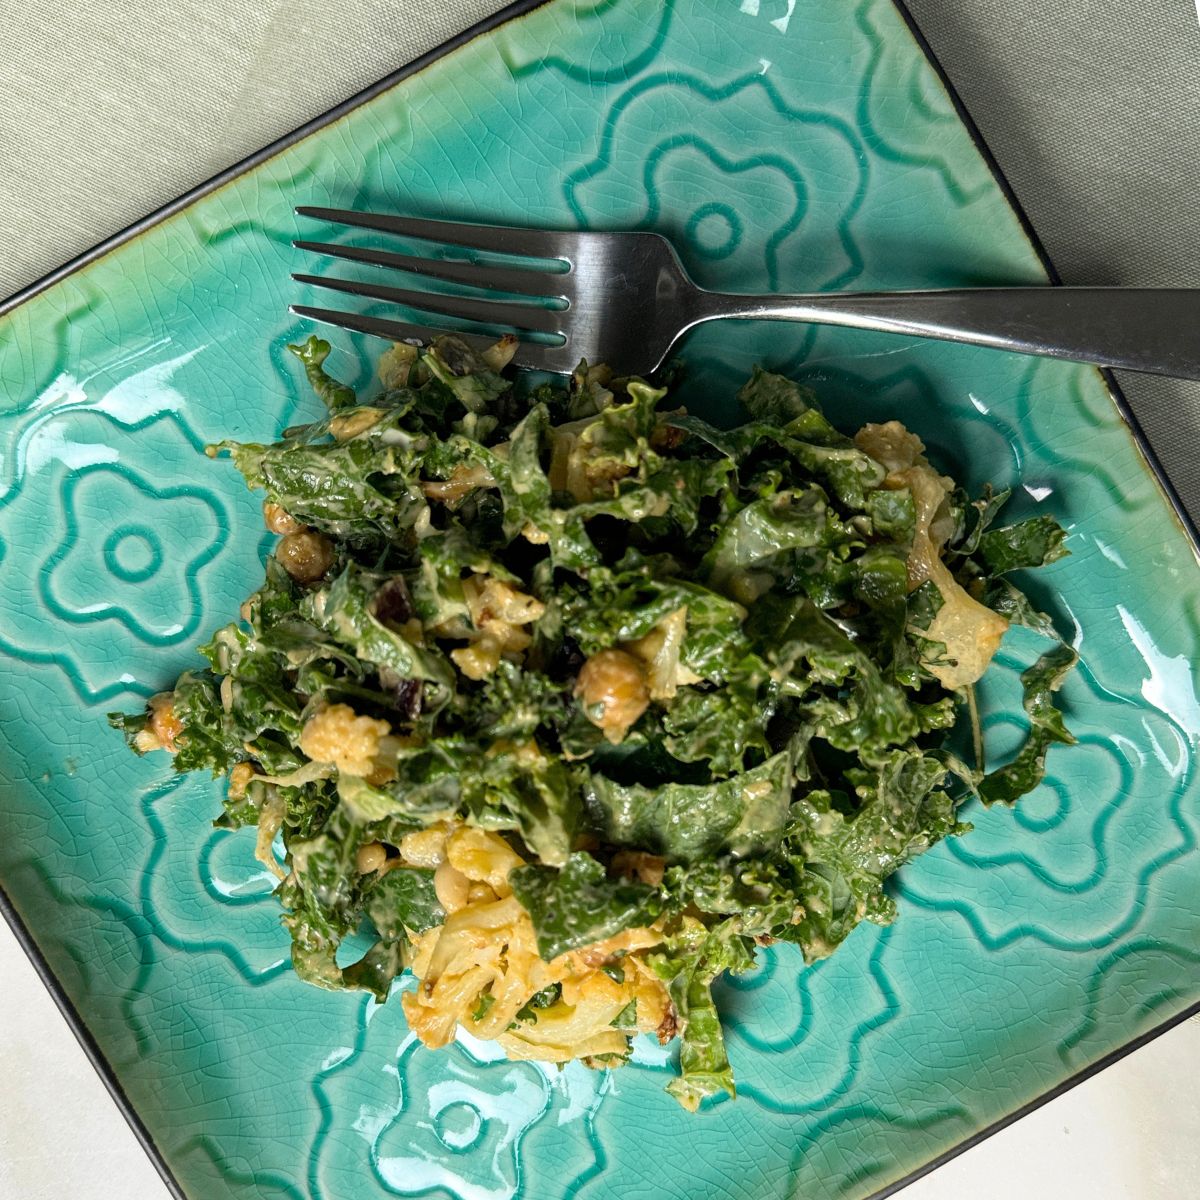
291 208 697 377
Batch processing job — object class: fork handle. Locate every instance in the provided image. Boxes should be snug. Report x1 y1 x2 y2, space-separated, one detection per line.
696 287 1200 380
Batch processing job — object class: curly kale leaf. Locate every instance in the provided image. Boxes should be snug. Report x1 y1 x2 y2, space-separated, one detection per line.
287 335 358 411
509 852 662 960
978 642 1078 805
751 594 919 755
582 743 797 864
558 557 755 683
737 369 887 509
665 855 803 939
661 674 775 778
169 670 251 776
651 922 754 1110
982 577 1061 639
785 749 963 959
977 514 1069 574
309 563 455 695
701 487 832 594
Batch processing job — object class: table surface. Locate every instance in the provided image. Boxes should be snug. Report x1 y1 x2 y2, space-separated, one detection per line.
2 2 1198 1197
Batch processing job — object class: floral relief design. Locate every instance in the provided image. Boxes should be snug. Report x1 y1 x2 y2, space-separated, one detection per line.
310 1018 607 1200
138 771 290 985
41 464 223 644
716 926 899 1114
565 71 869 294
372 1041 550 1200
851 0 993 205
499 0 673 84
0 396 259 702
897 643 1197 954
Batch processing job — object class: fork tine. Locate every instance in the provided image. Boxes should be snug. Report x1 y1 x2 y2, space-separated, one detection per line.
293 273 565 336
293 240 559 297
289 305 560 373
296 207 571 262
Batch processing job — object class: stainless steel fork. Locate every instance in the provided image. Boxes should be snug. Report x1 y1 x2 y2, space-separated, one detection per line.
292 207 1200 380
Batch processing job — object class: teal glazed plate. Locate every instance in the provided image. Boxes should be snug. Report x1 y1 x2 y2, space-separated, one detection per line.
2 2 1199 1197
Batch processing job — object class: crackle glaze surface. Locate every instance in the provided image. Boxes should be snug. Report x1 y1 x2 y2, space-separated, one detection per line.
1 1 1199 1197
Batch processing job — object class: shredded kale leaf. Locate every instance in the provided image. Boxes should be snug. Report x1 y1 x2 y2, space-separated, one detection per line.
108 341 1078 1110
510 852 663 961
978 643 1079 805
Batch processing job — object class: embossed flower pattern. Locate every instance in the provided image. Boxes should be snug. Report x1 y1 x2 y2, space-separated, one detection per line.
42 465 223 644
0 402 256 702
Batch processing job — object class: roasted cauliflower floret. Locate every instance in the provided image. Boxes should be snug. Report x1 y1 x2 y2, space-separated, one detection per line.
299 704 391 777
449 574 546 680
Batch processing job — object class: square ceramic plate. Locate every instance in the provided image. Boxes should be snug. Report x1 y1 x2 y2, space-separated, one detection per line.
2 1 1199 1197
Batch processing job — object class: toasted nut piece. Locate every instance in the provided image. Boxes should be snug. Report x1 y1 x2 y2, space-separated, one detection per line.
610 849 665 888
135 692 183 754
329 408 383 441
575 649 649 744
276 531 335 582
227 762 258 800
420 463 495 503
378 341 418 388
481 334 518 372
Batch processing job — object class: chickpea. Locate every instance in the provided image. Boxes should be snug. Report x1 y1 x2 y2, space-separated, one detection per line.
275 530 334 582
262 501 305 535
433 860 471 912
356 842 388 875
575 649 649 744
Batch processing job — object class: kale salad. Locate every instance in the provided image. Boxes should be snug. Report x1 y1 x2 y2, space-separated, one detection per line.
112 334 1076 1109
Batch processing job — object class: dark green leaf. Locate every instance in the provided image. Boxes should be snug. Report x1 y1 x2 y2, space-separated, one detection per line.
288 335 358 411
365 866 444 938
582 745 796 864
979 643 1078 806
509 852 662 961
977 515 1069 574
